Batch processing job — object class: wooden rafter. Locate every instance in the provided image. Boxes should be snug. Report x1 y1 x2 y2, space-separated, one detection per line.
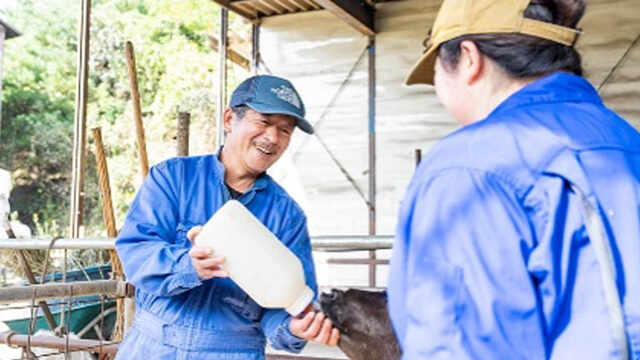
209 0 258 21
313 0 375 35
207 35 251 71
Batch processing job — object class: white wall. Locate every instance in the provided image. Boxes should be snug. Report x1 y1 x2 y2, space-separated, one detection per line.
261 0 459 237
260 0 640 240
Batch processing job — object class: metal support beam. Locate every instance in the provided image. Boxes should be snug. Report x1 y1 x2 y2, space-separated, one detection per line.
367 35 377 287
0 235 393 251
313 0 375 36
0 332 119 354
0 280 126 303
216 9 229 148
327 258 388 265
69 0 91 238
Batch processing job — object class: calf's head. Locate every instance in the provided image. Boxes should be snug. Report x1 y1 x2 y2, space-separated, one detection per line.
318 289 400 360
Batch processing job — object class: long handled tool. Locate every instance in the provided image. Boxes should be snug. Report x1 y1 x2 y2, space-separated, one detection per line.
125 41 149 178
91 127 126 342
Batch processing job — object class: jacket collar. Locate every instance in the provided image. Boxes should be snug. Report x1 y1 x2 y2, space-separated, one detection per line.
489 72 603 119
213 147 269 192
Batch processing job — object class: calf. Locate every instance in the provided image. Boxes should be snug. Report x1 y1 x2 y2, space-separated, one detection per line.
318 289 400 360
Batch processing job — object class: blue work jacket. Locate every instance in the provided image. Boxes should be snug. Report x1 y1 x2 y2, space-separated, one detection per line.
115 154 317 359
389 73 640 359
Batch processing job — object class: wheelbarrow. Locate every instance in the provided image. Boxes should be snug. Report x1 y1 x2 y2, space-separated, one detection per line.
1 265 116 340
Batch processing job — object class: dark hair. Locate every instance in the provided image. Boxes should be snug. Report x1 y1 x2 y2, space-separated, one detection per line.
231 105 249 120
439 0 586 78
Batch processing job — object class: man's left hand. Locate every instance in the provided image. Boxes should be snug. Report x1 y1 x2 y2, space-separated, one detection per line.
289 310 340 346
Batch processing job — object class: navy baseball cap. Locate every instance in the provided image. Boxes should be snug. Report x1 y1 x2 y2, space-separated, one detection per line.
229 75 314 134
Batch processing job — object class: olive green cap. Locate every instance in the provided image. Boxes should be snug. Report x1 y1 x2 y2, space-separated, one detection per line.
406 0 582 85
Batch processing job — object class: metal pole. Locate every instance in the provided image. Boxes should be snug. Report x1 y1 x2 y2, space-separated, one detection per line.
0 280 124 303
0 238 116 250
0 332 119 354
69 0 91 238
0 235 394 251
252 23 260 75
216 9 229 148
367 35 377 287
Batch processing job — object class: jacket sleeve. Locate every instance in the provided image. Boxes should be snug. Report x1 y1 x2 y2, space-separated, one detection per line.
261 212 317 352
392 168 546 359
116 162 202 297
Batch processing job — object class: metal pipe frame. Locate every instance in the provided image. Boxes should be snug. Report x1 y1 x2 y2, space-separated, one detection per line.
69 0 91 239
0 235 393 251
0 280 125 303
0 332 119 354
216 8 229 148
367 35 377 287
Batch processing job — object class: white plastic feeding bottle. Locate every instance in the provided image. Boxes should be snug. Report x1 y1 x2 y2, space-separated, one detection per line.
194 200 314 316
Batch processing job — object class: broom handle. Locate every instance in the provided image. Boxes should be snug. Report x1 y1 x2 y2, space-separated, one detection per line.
91 127 126 341
125 41 149 178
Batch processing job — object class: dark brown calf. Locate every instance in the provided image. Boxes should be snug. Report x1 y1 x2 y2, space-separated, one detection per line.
318 289 400 360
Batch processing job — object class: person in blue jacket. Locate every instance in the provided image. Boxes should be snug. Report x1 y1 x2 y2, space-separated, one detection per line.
115 75 339 359
388 0 640 358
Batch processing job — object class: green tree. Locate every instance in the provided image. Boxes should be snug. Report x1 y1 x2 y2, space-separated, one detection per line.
1 0 246 241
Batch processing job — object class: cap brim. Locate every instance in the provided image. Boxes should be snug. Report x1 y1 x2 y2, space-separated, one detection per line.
245 102 315 134
405 45 438 85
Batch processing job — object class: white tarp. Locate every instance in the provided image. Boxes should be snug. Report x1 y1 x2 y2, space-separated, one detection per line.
260 0 640 239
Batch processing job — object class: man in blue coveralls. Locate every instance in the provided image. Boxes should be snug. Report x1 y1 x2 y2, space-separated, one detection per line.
389 0 640 358
115 75 339 359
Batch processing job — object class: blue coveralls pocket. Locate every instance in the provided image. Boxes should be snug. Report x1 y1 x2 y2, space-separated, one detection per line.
216 278 264 322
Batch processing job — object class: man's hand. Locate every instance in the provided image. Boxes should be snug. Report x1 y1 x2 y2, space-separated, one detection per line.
187 225 229 279
289 311 340 347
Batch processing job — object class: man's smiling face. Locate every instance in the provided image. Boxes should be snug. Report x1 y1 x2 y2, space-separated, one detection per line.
223 107 296 177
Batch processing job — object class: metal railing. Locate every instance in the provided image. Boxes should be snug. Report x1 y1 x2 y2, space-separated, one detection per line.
0 235 393 251
0 235 393 358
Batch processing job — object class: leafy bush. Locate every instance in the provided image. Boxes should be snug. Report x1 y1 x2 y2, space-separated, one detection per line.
1 0 247 247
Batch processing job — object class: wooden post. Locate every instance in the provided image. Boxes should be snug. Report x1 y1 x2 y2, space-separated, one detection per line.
252 23 260 75
177 112 190 157
125 41 149 178
91 127 126 342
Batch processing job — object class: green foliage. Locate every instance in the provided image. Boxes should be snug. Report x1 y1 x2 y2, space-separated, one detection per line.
1 0 247 242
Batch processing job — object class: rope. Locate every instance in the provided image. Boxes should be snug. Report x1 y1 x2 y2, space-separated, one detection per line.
597 31 640 93
284 44 370 204
291 44 369 163
4 331 19 348
40 236 63 285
